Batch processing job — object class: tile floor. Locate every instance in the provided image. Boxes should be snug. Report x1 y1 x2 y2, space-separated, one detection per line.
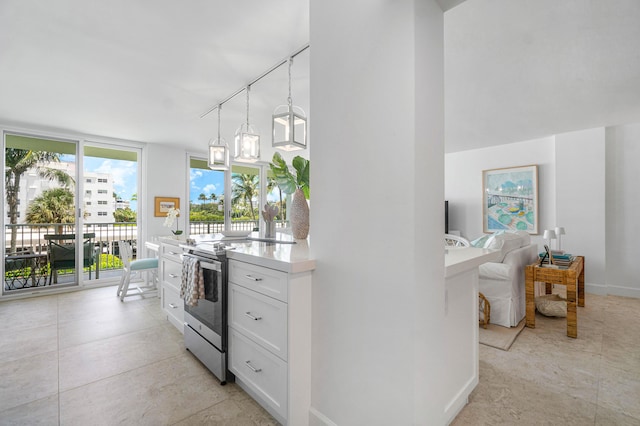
2 287 639 425
453 292 640 425
0 285 277 425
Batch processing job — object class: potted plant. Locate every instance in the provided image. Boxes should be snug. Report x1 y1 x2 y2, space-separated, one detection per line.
269 152 310 239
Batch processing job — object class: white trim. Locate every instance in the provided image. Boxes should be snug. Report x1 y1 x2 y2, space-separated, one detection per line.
309 407 338 426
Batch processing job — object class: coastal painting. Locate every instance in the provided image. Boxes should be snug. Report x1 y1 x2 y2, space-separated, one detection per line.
482 165 538 234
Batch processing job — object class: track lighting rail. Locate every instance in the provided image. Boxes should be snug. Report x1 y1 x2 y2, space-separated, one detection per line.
200 43 310 119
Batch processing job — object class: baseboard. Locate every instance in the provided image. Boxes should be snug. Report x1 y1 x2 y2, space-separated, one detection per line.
585 283 640 298
603 285 640 298
585 283 608 295
309 406 338 426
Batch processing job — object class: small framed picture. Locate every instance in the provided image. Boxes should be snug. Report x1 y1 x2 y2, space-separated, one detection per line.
154 197 180 217
482 165 538 234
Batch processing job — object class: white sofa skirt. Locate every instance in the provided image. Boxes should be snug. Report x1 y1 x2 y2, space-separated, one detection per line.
479 244 538 328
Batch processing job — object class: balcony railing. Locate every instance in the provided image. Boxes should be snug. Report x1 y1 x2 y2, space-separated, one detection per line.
4 220 281 291
4 222 137 291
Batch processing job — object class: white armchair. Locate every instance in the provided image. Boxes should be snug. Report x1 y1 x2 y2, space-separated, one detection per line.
475 231 538 328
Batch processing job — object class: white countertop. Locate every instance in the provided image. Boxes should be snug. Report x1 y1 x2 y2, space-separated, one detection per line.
156 233 315 274
444 246 500 278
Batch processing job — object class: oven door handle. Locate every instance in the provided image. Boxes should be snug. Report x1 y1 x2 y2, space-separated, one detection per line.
182 254 222 272
199 261 221 271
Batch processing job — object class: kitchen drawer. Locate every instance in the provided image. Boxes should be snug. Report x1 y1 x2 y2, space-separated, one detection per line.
162 259 182 291
229 328 287 420
229 260 288 302
230 283 288 361
161 243 183 263
162 284 184 332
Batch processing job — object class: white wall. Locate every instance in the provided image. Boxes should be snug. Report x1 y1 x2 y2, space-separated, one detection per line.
555 128 606 292
444 136 556 249
605 123 640 297
446 124 640 297
309 0 446 424
143 144 187 240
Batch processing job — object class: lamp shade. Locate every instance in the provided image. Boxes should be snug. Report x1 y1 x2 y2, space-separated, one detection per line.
234 123 260 162
555 226 565 236
543 229 557 240
272 104 307 151
208 138 229 170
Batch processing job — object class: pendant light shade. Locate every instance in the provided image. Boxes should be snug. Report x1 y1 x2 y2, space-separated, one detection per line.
234 85 260 162
272 57 307 151
208 105 229 170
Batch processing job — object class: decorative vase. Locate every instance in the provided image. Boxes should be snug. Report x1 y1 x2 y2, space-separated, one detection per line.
290 188 309 239
265 221 276 239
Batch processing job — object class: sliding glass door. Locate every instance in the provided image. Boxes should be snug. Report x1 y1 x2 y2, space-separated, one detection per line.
3 133 81 293
3 132 142 295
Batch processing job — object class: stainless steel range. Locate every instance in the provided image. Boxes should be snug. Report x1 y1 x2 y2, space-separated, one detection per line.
181 244 232 384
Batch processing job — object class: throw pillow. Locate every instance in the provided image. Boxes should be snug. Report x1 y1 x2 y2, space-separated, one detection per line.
470 234 492 248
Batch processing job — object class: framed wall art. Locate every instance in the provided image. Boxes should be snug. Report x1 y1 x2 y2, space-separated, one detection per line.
482 165 538 234
154 197 180 217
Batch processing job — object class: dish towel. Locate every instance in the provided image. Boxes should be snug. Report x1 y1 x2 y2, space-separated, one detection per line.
181 257 204 306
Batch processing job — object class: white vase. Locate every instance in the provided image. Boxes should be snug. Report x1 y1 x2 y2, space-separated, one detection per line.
290 188 309 239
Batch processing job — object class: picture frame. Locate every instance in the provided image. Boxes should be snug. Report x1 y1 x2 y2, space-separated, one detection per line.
482 165 538 234
154 197 180 217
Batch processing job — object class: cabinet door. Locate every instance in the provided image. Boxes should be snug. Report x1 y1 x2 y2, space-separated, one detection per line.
229 328 287 420
230 283 287 361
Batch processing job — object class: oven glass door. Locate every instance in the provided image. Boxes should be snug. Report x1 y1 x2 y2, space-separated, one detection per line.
184 260 223 340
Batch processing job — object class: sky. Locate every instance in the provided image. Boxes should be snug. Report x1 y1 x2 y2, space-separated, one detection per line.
190 168 225 205
74 156 277 212
62 155 139 210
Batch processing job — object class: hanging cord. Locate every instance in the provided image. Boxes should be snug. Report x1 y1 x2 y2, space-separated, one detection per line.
246 85 251 127
217 104 222 140
288 57 293 108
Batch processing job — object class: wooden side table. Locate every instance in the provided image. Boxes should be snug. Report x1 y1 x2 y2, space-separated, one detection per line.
525 256 585 338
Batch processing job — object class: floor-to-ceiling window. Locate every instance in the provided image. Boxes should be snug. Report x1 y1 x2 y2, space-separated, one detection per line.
188 158 283 235
231 164 261 232
188 157 225 235
2 132 142 296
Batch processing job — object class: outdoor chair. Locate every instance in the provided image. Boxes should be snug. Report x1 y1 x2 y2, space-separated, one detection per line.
116 240 158 301
44 233 99 284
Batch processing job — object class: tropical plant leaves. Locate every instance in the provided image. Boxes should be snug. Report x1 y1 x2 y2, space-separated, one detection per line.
269 152 310 198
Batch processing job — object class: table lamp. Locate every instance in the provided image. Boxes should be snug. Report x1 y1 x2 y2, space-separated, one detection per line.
555 226 566 251
543 229 557 265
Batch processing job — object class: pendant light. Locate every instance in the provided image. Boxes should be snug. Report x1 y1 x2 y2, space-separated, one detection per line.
272 57 307 151
208 104 229 170
234 85 260 162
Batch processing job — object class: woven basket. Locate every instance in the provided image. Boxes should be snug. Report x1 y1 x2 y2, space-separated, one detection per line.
535 294 567 317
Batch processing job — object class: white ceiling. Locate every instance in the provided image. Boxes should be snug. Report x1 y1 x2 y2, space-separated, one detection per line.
1 1 639 154
445 0 640 152
0 0 309 152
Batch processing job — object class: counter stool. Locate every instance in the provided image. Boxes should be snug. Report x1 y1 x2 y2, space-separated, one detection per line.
117 241 158 301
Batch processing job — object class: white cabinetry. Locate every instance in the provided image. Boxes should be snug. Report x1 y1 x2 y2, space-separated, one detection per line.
228 258 311 425
160 242 184 332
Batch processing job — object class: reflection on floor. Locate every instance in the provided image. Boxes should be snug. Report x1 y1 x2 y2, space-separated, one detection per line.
0 285 277 425
453 292 640 425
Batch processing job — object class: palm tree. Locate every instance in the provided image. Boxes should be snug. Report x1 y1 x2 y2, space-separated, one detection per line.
232 174 259 220
209 193 217 212
198 193 207 210
267 175 285 221
26 188 76 234
5 149 73 252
